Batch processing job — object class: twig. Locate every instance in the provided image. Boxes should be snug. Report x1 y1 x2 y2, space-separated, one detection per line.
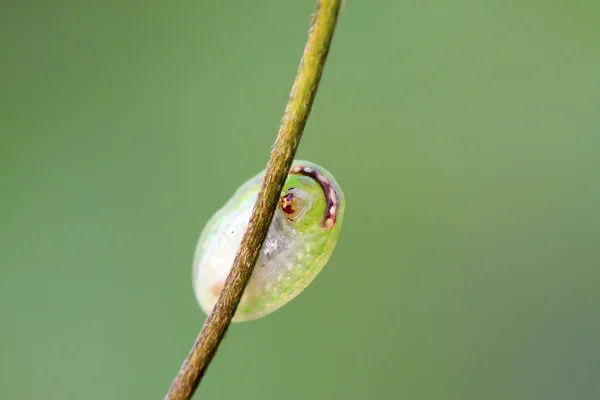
164 1 342 399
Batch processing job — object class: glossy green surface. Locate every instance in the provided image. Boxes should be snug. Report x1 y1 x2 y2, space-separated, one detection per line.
1 1 599 399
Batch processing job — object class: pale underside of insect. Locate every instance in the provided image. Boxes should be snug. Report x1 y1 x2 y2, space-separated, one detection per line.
192 160 345 322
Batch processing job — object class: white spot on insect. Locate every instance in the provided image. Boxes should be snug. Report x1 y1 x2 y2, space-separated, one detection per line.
303 167 313 173
330 206 336 215
264 238 278 255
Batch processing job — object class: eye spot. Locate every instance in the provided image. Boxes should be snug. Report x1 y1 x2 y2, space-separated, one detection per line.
281 192 295 215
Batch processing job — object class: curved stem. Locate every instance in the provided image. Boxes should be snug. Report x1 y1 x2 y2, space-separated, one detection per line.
164 1 342 399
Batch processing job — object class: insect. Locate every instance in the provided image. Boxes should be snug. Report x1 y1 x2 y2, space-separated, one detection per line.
192 160 345 322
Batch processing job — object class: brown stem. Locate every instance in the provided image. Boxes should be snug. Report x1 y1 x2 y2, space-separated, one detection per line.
164 1 342 399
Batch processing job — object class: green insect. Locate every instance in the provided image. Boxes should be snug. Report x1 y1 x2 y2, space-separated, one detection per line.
192 160 345 322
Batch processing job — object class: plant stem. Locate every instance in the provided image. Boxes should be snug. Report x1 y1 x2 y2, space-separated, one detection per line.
164 1 342 399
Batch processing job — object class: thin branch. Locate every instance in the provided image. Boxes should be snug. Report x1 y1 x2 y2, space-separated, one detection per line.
164 1 342 399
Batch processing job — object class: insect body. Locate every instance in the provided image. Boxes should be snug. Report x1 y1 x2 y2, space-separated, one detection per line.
192 160 345 322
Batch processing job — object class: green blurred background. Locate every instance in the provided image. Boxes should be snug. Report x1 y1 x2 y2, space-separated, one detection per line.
1 1 599 399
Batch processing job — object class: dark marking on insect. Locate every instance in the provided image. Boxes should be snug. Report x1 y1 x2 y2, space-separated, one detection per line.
281 192 295 215
280 191 296 222
289 165 338 229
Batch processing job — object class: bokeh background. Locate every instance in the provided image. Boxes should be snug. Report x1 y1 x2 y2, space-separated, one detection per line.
1 1 599 399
